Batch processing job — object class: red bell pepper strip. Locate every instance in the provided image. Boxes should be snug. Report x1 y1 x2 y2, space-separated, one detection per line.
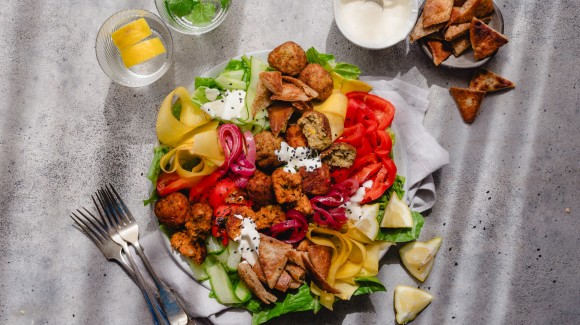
355 106 378 134
157 172 199 197
352 162 382 184
337 123 364 147
188 167 225 202
374 130 393 160
361 158 397 203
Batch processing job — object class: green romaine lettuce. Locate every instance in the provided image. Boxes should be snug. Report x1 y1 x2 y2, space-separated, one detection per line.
376 210 424 242
305 47 361 79
353 276 387 296
143 145 170 205
250 284 320 325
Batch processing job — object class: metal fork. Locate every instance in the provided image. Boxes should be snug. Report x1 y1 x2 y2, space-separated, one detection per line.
70 208 165 325
99 185 189 325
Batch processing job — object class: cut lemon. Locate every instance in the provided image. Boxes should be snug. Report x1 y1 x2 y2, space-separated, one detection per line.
111 18 152 50
120 37 166 68
354 203 380 240
399 237 442 282
341 79 373 94
394 285 433 324
380 193 413 228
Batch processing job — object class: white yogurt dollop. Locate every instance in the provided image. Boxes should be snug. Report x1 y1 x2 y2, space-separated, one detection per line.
275 141 322 174
233 216 261 266
336 0 417 49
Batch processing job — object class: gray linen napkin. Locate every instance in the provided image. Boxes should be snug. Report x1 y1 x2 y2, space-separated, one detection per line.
139 77 449 324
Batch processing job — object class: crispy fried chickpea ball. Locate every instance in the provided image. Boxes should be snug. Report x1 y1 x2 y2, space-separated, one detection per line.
268 41 308 76
298 63 333 101
154 192 190 228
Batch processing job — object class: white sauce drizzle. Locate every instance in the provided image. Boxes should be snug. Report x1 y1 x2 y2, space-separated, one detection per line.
274 141 322 174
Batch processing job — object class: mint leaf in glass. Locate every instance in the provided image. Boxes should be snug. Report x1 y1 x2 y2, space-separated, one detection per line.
186 2 217 25
168 0 195 17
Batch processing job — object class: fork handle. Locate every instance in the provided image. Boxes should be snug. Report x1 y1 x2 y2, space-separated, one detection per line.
118 261 165 325
133 242 189 322
124 243 169 325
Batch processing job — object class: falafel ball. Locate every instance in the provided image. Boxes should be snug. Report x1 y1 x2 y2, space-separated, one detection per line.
185 203 213 239
154 192 190 228
268 41 308 76
170 232 207 265
298 63 334 101
285 124 309 148
255 131 284 170
297 111 333 151
246 170 275 208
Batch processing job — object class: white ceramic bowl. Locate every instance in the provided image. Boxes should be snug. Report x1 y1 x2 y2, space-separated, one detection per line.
334 0 419 50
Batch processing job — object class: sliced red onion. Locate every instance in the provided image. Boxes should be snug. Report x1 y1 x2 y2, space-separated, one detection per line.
310 179 359 230
218 125 256 188
270 209 308 244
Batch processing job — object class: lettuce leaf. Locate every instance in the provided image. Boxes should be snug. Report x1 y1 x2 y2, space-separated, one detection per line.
195 76 219 89
305 47 361 79
353 276 387 296
143 145 170 206
250 284 320 325
376 211 424 242
388 175 406 200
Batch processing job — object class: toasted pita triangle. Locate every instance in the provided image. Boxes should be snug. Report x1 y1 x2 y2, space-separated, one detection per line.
268 102 295 137
446 6 462 27
445 15 491 41
470 18 508 60
451 35 471 56
427 40 452 66
469 69 515 92
422 0 454 28
449 87 486 123
258 234 291 289
454 0 467 6
307 245 333 280
452 0 494 24
410 12 445 43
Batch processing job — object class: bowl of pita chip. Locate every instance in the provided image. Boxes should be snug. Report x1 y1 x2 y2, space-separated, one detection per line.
410 0 508 68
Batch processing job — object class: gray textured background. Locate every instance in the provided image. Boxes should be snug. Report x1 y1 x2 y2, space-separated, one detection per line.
0 0 578 324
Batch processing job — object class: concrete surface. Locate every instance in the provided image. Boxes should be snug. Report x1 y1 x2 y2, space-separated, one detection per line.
0 0 578 324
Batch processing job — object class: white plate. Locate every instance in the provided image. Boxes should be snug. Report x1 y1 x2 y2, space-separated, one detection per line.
155 50 410 286
418 1 505 69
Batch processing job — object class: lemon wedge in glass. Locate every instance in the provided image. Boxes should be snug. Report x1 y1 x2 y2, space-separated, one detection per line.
120 37 166 68
380 193 413 228
399 237 442 282
394 285 433 324
111 18 152 50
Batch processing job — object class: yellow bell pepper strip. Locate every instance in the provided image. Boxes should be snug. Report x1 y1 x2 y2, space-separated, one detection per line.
156 121 224 197
156 87 211 147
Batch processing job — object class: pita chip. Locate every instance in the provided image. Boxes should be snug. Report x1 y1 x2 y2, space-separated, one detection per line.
307 245 333 280
454 0 467 6
451 35 472 56
470 18 508 60
449 87 486 123
410 11 445 43
422 0 454 28
469 69 515 92
452 0 494 24
427 40 452 66
446 6 462 27
445 15 491 41
267 102 295 137
258 234 292 289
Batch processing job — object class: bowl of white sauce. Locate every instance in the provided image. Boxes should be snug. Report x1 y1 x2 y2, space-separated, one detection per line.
334 0 419 50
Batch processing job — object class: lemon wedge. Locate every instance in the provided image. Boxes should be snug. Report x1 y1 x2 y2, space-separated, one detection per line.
399 237 442 282
111 18 152 50
341 79 373 94
394 285 433 324
380 193 413 228
120 37 166 68
354 203 380 241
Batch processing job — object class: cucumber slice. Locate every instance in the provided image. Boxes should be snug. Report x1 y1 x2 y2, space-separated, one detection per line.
215 247 230 265
187 255 215 281
226 241 242 271
206 263 241 304
243 56 269 121
215 70 246 90
234 280 252 303
205 236 225 255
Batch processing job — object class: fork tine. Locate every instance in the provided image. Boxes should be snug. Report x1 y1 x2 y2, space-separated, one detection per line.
102 186 126 226
97 188 120 228
70 212 104 246
76 208 107 238
92 193 112 230
107 183 135 222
